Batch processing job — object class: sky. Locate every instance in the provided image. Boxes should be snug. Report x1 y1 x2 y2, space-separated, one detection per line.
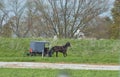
3 0 115 18
100 0 115 18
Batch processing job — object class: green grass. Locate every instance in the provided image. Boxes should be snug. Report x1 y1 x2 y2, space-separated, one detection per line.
0 38 119 64
0 68 118 77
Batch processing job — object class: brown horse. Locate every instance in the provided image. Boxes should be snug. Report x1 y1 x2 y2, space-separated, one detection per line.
48 42 71 57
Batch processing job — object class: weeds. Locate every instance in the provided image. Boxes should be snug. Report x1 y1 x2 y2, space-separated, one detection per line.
0 38 119 64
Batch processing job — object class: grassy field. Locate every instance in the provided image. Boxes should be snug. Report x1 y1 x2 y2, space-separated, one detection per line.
0 68 118 77
0 38 119 64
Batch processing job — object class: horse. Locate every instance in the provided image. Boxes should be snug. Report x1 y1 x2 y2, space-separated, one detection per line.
48 42 71 57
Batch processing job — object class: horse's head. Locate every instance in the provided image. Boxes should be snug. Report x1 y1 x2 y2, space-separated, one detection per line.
65 42 71 47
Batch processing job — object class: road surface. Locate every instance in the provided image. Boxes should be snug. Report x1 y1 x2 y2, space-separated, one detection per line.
0 62 119 70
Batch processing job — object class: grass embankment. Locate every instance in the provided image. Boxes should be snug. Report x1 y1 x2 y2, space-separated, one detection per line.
0 68 118 77
0 38 119 64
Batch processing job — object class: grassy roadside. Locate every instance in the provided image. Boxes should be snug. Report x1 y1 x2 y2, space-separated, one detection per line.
0 68 118 77
0 57 118 65
0 38 119 64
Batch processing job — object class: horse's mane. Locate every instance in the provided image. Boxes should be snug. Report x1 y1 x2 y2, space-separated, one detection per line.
64 42 71 47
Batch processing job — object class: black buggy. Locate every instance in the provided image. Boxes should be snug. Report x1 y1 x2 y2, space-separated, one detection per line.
27 41 50 57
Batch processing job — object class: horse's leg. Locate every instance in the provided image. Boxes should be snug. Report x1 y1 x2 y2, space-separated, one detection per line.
56 51 58 57
48 51 52 57
48 48 54 57
65 53 67 56
63 52 67 57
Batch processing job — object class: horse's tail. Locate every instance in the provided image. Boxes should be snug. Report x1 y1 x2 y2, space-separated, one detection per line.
48 47 54 57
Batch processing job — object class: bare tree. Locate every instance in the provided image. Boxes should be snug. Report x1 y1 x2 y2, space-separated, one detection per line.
0 0 10 36
8 0 26 37
84 16 112 39
34 0 110 38
25 0 53 37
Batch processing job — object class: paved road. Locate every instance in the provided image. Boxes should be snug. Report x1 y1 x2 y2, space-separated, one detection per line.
0 62 120 70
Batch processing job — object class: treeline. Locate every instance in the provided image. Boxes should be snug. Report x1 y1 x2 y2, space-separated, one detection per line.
0 0 119 39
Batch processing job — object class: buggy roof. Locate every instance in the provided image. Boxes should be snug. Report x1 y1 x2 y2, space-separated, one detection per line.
31 41 49 44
